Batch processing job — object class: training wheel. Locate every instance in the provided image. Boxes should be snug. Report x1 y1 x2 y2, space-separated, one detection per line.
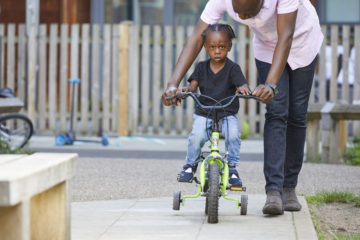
173 191 181 210
101 135 109 146
240 194 248 215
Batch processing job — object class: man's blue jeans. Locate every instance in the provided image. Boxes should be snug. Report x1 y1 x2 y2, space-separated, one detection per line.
256 56 318 194
185 114 241 167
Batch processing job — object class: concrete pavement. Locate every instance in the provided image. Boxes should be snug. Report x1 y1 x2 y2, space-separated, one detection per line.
25 135 327 240
71 196 317 240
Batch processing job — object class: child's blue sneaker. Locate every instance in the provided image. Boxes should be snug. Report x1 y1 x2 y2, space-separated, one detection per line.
228 167 243 187
178 164 197 182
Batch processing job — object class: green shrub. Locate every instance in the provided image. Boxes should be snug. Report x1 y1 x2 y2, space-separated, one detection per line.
0 139 34 154
344 136 360 166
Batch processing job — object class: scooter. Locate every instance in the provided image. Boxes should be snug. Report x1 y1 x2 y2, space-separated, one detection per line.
55 78 109 146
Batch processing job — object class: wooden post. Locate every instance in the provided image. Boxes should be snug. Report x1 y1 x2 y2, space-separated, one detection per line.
306 104 322 162
152 25 161 134
60 24 69 133
80 24 90 135
141 25 150 134
27 25 37 123
38 25 47 132
321 103 343 164
118 23 130 136
306 120 319 162
48 24 58 132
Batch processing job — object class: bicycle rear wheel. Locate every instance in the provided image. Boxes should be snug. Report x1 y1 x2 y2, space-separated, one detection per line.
207 163 220 223
0 113 33 150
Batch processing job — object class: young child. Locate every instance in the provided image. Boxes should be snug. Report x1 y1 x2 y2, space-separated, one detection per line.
178 24 251 187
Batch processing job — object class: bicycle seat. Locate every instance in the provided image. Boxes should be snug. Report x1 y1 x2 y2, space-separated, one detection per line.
0 88 15 98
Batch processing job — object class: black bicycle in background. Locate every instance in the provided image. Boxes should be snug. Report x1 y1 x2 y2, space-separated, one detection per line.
0 88 33 151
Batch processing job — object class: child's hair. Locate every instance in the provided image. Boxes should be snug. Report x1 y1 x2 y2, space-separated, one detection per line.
201 24 236 42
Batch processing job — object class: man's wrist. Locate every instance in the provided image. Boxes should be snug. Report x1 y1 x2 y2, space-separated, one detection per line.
265 82 278 95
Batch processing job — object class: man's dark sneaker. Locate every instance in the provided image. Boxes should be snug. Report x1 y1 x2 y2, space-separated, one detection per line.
262 190 284 215
177 164 198 182
228 166 243 187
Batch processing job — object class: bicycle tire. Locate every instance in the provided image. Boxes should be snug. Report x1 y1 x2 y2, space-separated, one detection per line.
0 113 33 150
207 163 220 223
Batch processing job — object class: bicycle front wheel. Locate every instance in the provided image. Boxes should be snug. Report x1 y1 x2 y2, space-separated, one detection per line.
0 113 33 150
207 163 220 224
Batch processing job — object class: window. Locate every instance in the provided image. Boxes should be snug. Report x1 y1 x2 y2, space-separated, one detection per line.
316 0 360 24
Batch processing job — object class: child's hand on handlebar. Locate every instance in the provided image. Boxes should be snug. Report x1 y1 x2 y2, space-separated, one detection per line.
236 84 251 95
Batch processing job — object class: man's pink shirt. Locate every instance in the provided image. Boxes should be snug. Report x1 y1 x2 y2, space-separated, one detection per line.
200 0 324 70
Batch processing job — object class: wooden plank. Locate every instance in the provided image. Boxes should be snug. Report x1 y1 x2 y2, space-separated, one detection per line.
118 23 130 136
0 98 24 114
330 25 338 102
163 26 172 134
80 24 90 134
17 24 26 103
175 26 184 134
186 26 195 133
341 25 350 103
141 25 150 134
70 24 79 133
102 24 111 134
59 24 69 133
38 25 47 132
318 25 327 104
27 25 37 123
91 24 100 135
111 25 119 133
248 32 257 136
6 24 15 90
48 24 58 132
339 25 350 158
330 105 360 120
152 25 161 134
0 24 4 88
354 25 360 135
128 25 139 135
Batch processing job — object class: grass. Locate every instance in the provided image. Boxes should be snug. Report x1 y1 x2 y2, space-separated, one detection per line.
306 191 360 207
335 233 360 240
306 191 360 240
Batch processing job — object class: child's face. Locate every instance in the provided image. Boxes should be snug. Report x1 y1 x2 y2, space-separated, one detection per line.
204 32 232 63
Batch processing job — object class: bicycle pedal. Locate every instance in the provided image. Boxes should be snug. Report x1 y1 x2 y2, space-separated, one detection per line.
229 186 246 191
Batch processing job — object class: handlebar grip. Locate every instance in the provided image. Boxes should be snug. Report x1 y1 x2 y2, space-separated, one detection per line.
165 92 188 101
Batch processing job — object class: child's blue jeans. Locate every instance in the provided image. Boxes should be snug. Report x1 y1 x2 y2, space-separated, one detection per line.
185 114 241 167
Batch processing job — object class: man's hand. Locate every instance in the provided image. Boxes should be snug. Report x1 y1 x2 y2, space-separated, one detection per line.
161 86 182 106
236 84 251 95
252 84 274 104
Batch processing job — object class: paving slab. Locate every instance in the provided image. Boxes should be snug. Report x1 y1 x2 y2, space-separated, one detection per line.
71 195 317 240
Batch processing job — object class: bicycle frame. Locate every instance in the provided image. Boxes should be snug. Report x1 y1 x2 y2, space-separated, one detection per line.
181 109 242 208
167 93 263 214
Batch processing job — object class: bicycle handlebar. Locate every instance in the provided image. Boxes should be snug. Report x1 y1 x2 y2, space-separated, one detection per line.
165 92 264 110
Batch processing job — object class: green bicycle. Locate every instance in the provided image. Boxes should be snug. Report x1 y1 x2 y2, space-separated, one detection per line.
167 92 263 223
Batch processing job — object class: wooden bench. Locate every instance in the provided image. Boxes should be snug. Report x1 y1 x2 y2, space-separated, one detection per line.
306 103 360 164
0 153 78 240
0 98 24 114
